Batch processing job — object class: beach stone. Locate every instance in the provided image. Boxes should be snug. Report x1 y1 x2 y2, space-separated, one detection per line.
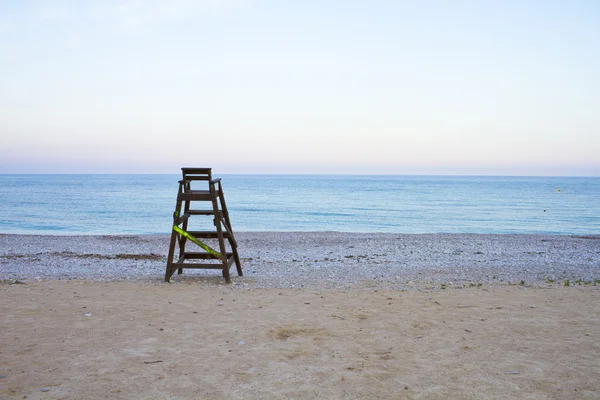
41 387 50 392
2 233 600 290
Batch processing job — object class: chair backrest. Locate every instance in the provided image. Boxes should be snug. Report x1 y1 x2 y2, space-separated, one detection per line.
181 168 212 191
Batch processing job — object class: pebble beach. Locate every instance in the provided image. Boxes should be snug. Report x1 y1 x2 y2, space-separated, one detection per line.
1 232 599 288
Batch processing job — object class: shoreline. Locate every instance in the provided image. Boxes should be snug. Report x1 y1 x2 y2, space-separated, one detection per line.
1 232 598 289
3 231 599 237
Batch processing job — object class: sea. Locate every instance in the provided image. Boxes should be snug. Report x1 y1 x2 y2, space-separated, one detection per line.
0 174 598 236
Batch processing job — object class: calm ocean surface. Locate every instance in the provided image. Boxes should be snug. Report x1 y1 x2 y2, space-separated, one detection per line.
0 174 598 235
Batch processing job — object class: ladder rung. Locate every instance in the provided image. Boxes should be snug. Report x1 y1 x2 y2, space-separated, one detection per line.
186 231 230 239
187 209 217 215
186 189 211 194
179 192 213 201
184 252 233 259
171 263 226 270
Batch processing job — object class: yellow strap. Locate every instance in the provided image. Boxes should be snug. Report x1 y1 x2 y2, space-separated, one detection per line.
173 225 223 258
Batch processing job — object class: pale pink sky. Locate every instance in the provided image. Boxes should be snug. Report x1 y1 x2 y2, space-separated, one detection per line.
1 1 599 175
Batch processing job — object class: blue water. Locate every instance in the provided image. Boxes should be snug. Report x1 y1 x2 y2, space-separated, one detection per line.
0 174 598 235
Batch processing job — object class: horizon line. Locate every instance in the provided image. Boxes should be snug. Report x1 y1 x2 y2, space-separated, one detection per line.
1 172 599 178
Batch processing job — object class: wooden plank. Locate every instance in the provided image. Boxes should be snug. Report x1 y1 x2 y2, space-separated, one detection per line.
218 216 237 247
181 167 212 174
184 252 234 260
165 182 185 281
174 213 190 225
217 181 241 274
171 263 226 270
179 193 213 201
212 187 231 283
186 230 230 239
187 209 216 215
165 229 178 281
184 189 212 195
234 250 243 277
179 195 192 275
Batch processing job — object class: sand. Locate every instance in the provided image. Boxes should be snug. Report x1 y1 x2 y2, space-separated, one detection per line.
1 279 599 399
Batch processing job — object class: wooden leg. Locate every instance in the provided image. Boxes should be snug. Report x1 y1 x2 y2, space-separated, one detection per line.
233 246 243 276
211 183 230 283
179 197 190 275
165 229 178 282
170 183 184 280
222 266 231 283
218 183 242 277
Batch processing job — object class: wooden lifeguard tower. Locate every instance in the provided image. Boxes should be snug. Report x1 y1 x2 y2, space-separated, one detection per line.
165 168 242 283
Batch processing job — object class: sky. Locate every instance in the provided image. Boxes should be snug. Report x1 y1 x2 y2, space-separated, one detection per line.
0 0 599 175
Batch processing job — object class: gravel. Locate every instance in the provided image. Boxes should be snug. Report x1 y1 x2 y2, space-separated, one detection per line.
1 232 599 289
